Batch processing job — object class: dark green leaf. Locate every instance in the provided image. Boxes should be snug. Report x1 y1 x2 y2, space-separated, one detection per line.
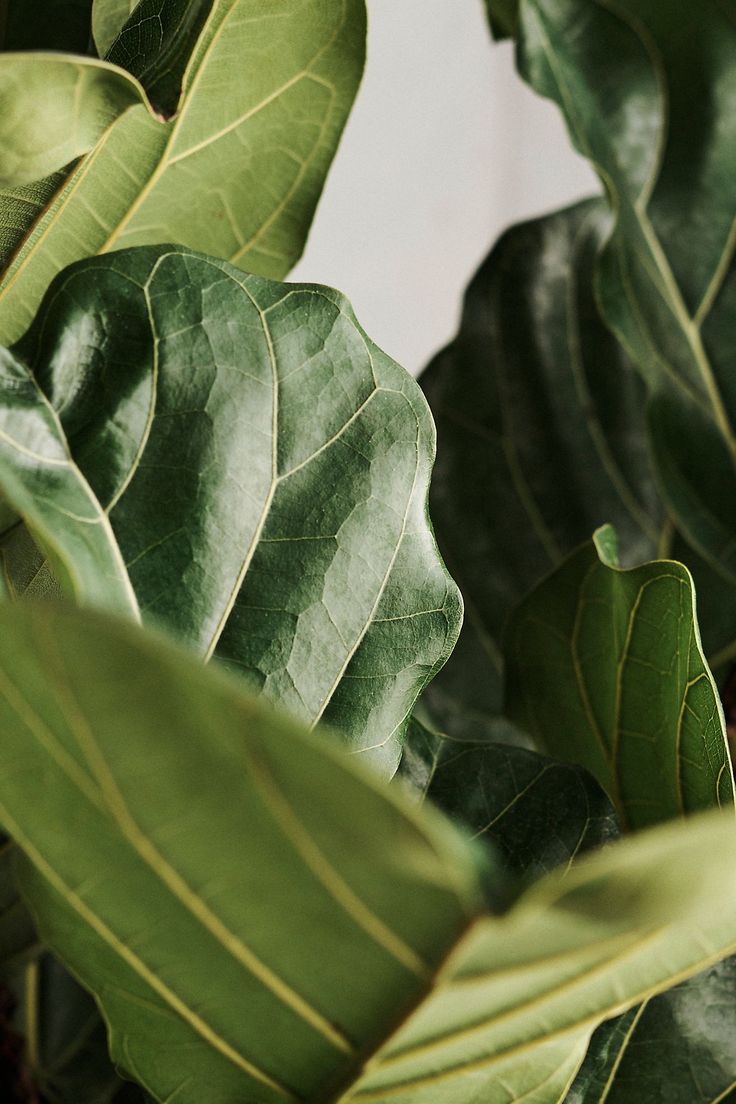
106 0 214 117
505 525 735 829
92 0 139 56
420 199 664 741
513 0 736 585
2 246 461 770
567 957 736 1104
0 0 366 344
424 740 619 882
3 601 736 1102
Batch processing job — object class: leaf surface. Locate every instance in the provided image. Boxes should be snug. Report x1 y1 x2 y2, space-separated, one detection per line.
2 246 459 768
420 199 664 742
505 526 735 829
0 0 366 343
403 729 620 882
0 54 150 189
3 602 736 1102
511 0 736 582
92 0 138 56
0 347 138 618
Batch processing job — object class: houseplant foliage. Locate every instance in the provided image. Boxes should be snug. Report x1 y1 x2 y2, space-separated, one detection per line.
0 2 735 1103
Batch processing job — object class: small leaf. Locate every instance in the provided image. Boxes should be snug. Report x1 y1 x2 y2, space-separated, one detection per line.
3 602 736 1102
505 526 735 829
0 54 151 188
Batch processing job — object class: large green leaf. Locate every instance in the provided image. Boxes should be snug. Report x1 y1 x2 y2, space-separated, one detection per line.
0 54 151 188
505 525 735 829
1 246 459 768
506 0 736 584
3 603 736 1102
420 199 664 742
0 0 366 344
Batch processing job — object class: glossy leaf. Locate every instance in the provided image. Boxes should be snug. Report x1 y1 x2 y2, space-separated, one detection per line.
408 731 620 882
1 246 460 769
511 0 736 583
105 0 214 118
92 0 138 56
0 0 366 344
420 199 664 742
0 54 151 188
505 525 735 829
567 957 736 1104
3 602 736 1102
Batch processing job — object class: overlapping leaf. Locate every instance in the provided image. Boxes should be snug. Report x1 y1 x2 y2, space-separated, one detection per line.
420 199 664 742
400 722 619 882
3 603 736 1103
0 0 366 344
505 525 735 829
0 347 139 617
0 54 152 189
92 0 139 57
503 0 736 584
1 246 460 768
566 956 736 1104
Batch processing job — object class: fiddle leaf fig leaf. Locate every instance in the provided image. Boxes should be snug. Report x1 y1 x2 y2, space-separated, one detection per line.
0 0 366 344
424 739 619 882
2 246 460 770
0 54 152 189
420 199 664 742
3 602 736 1103
511 0 736 583
92 0 138 57
505 525 735 829
566 956 736 1104
0 348 139 618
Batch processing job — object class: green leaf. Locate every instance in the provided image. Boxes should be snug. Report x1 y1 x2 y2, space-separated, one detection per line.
406 732 620 883
92 0 138 56
566 958 736 1104
512 0 736 583
420 199 664 742
0 347 139 619
5 954 147 1103
0 0 366 344
0 54 151 188
505 525 735 829
484 0 518 40
3 604 736 1102
0 840 36 970
1 246 460 769
106 0 214 118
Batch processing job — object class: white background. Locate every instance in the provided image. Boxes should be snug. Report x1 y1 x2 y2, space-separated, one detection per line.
292 0 598 375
